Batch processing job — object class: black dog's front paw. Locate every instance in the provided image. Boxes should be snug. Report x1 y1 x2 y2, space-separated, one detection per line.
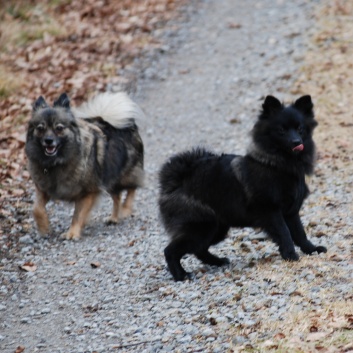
167 264 193 281
280 249 299 261
196 251 230 267
301 242 327 255
206 255 230 267
173 271 193 282
218 257 230 266
313 245 327 254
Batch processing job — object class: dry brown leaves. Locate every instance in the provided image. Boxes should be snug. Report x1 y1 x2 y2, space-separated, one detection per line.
19 261 37 272
229 258 353 352
0 0 185 207
291 0 353 172
230 2 353 350
14 346 25 353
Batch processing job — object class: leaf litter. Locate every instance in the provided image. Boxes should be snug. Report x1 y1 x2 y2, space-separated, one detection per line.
0 0 186 250
230 1 353 351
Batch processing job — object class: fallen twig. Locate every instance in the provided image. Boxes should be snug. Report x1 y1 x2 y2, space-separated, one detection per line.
112 339 160 349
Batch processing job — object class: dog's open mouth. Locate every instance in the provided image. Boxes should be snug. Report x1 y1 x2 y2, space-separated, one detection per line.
292 144 304 152
44 146 59 156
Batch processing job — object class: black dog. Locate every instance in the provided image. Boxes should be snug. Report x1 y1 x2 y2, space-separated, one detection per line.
158 95 327 281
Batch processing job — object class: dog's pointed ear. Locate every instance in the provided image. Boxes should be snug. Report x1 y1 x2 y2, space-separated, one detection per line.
53 93 70 109
33 96 49 111
294 95 313 116
262 95 282 115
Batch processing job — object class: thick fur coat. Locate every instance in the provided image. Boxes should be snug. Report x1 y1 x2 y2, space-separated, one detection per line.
159 95 327 281
25 92 144 240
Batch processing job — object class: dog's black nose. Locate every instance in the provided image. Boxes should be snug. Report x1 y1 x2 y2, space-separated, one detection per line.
292 139 302 148
44 137 54 145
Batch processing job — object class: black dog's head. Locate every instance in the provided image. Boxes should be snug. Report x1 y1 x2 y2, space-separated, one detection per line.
252 95 317 157
25 93 80 167
250 95 318 174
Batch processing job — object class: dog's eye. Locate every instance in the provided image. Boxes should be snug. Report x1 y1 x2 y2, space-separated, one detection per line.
55 125 65 132
278 127 285 135
36 125 45 132
298 126 304 134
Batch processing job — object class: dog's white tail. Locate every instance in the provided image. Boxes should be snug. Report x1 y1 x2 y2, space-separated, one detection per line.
73 92 144 128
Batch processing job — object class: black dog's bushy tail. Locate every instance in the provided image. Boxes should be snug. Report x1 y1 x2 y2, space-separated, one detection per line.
159 148 215 194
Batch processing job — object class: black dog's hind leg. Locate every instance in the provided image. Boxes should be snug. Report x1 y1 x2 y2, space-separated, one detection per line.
164 238 193 282
195 251 230 266
285 213 327 255
195 223 230 266
263 212 299 261
164 221 224 281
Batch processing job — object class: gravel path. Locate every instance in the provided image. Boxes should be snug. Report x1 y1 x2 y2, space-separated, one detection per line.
2 0 352 352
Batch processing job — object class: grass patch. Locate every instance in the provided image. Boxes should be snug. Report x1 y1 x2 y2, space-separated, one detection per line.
0 1 67 95
3 1 33 21
15 23 64 45
0 1 66 51
0 65 23 98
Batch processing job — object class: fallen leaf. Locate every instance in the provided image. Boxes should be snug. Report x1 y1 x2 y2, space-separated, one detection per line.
289 291 303 297
228 22 242 29
262 340 278 349
128 240 136 247
11 189 25 197
346 314 353 324
19 262 37 272
328 316 352 329
229 118 240 124
209 317 217 325
306 331 330 342
15 346 25 353
90 262 101 268
274 332 286 340
310 325 319 332
342 342 353 350
66 261 76 265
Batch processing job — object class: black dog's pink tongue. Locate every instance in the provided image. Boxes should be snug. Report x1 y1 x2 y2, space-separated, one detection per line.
292 144 304 152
